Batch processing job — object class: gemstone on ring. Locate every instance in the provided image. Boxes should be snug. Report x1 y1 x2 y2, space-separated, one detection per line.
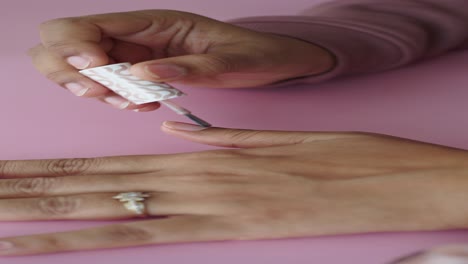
113 192 150 215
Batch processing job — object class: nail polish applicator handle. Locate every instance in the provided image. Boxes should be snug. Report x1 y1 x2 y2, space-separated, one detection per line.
160 100 212 127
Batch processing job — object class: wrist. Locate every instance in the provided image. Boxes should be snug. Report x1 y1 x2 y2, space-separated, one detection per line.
384 165 468 232
321 165 468 234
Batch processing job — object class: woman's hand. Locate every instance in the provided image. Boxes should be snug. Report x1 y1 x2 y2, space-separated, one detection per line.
0 122 467 256
28 10 334 111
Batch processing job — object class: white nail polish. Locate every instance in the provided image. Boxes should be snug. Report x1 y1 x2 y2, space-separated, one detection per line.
423 253 468 264
103 96 130 110
119 102 130 110
67 56 91 69
65 83 89 96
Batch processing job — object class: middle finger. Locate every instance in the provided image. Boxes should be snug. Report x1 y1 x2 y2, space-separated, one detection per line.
0 172 232 198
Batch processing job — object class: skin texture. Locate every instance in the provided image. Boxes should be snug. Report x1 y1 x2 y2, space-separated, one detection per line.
28 10 334 111
0 122 468 256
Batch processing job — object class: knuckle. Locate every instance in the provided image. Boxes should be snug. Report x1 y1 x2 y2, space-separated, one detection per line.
39 18 67 28
201 54 235 74
39 236 63 250
224 130 262 147
27 44 43 57
44 158 98 176
0 160 15 177
42 40 77 56
102 225 153 242
37 196 81 216
9 177 58 196
44 69 71 84
39 18 82 55
39 17 78 32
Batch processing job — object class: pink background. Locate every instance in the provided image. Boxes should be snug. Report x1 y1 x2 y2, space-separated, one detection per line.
1 0 468 263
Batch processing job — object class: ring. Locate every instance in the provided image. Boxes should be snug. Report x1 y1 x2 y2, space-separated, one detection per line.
113 192 150 216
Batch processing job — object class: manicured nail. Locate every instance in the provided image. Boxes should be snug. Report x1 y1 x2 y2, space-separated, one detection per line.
133 109 140 112
421 253 468 263
104 96 130 109
0 241 14 250
163 121 208 131
66 56 91 69
64 82 89 96
435 246 468 257
144 64 186 80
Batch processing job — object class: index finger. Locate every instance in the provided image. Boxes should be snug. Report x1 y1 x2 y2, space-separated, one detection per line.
39 11 156 69
0 155 172 178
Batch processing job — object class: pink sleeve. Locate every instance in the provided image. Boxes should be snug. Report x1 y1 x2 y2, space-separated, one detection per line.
229 0 468 84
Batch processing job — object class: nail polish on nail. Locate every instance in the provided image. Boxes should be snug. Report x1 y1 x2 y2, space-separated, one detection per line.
66 56 91 70
422 253 468 264
104 96 130 109
65 83 89 96
144 64 186 80
0 241 14 250
163 121 208 131
435 246 468 257
119 102 130 110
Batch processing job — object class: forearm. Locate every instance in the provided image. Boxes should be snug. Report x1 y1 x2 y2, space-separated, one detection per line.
229 0 468 84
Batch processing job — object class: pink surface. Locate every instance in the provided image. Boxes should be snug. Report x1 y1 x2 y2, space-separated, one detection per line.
1 0 468 263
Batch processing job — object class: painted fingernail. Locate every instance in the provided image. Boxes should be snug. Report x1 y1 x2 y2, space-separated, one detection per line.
435 246 468 257
0 241 14 250
144 64 186 80
64 82 89 96
104 96 130 109
133 104 160 113
66 56 91 69
421 253 468 263
162 121 208 131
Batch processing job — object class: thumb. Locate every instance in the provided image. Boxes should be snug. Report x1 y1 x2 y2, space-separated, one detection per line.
130 53 256 85
161 121 345 148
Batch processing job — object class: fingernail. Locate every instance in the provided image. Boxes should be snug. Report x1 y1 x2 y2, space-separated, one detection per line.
422 253 468 264
144 64 186 80
0 241 14 250
163 121 208 131
104 96 130 109
66 56 91 69
64 82 89 96
133 109 140 112
435 246 468 257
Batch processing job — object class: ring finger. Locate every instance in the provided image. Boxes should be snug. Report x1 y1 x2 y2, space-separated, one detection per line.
0 192 212 221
